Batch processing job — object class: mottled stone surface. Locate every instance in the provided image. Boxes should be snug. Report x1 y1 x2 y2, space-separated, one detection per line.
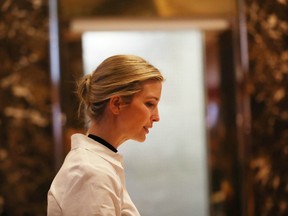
245 0 288 215
0 0 54 215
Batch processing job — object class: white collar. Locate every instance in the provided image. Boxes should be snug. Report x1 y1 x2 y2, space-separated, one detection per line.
71 133 124 169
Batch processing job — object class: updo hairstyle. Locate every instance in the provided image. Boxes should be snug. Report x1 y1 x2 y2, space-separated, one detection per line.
77 54 163 122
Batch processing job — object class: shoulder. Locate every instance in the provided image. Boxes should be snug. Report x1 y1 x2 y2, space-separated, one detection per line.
49 149 123 201
64 148 116 178
55 147 122 187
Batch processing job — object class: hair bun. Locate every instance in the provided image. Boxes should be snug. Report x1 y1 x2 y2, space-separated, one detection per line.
84 74 91 93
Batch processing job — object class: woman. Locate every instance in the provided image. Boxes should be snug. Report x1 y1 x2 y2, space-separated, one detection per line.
47 54 164 215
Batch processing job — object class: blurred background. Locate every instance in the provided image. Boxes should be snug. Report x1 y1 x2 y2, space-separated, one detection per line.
1 0 288 215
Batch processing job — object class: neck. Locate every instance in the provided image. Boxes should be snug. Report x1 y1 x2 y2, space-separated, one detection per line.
87 118 126 149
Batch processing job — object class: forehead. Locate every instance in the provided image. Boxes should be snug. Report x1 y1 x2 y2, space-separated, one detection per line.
137 80 162 99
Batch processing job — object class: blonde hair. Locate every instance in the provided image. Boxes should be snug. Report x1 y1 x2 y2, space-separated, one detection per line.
77 54 163 122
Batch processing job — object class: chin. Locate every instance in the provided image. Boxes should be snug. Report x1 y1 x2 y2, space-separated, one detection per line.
133 136 146 143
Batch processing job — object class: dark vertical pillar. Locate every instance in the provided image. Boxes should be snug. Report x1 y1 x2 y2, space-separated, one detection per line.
219 30 242 216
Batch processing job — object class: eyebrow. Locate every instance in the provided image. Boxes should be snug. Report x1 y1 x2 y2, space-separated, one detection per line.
145 96 159 101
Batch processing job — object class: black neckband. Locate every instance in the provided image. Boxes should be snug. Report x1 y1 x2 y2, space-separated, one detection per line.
88 134 118 153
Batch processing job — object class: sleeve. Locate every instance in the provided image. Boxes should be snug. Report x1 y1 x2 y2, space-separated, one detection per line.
47 190 62 216
59 165 123 216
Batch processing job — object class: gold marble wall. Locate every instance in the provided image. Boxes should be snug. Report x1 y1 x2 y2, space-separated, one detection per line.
245 0 288 215
0 0 54 215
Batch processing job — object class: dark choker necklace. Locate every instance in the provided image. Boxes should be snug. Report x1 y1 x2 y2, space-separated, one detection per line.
88 134 118 153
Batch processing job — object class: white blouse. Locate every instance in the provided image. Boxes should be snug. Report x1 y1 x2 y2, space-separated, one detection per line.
47 133 140 216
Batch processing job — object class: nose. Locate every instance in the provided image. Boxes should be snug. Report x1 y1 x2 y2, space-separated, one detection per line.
151 107 160 122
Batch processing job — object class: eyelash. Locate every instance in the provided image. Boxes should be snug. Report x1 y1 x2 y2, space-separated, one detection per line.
145 102 155 108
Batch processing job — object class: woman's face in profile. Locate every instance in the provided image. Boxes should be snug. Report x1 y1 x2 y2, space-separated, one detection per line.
119 80 162 142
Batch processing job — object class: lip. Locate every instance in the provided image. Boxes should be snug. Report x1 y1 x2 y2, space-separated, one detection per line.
143 127 150 133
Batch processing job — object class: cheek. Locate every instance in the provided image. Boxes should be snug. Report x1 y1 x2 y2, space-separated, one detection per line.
140 106 151 120
132 106 150 124
126 101 151 124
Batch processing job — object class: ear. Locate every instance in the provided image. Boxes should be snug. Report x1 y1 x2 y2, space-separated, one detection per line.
109 96 123 115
